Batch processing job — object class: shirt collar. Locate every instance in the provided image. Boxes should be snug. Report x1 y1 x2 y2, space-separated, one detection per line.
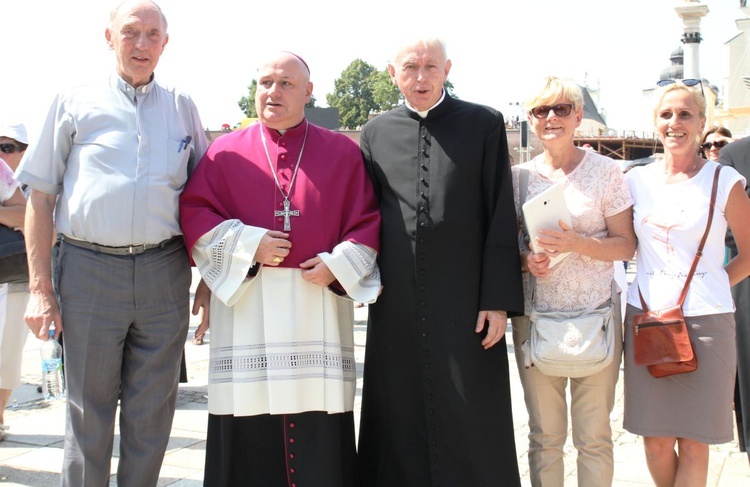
261 118 309 143
111 72 156 101
405 90 446 118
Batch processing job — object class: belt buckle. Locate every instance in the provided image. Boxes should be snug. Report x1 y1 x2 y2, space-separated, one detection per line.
128 244 146 255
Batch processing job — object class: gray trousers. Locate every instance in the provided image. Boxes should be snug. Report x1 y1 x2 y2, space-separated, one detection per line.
57 239 191 487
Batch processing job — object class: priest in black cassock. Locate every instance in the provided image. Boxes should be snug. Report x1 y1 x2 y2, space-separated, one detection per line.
357 36 524 486
720 136 750 464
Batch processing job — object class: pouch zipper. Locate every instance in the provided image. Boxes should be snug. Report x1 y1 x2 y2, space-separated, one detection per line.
634 320 683 335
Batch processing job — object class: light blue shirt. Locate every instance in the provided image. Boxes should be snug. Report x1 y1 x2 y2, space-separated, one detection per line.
16 74 208 246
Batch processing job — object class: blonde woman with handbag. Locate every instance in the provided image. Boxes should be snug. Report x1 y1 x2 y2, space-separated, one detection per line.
511 77 635 487
624 79 750 487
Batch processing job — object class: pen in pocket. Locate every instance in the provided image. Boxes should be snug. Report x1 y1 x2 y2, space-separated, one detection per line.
177 135 192 153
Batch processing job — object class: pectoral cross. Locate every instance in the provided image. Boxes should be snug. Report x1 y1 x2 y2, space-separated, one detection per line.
275 198 299 232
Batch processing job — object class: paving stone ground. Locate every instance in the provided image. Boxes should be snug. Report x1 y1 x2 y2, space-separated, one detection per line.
1 269 749 486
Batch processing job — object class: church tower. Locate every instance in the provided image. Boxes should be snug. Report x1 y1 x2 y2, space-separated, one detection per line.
675 0 709 80
715 1 750 136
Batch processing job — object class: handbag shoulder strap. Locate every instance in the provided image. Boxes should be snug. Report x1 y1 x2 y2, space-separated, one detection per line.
518 166 539 298
677 164 723 304
519 166 530 237
638 164 723 312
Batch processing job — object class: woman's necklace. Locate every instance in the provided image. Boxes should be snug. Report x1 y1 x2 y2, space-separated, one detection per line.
664 157 699 176
260 121 309 231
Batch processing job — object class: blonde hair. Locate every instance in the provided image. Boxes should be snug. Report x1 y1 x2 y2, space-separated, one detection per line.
524 76 584 113
652 82 706 124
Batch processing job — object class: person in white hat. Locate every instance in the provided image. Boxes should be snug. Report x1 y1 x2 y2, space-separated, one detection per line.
0 121 29 441
0 123 28 173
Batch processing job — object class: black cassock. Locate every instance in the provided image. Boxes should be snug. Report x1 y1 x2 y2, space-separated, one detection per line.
358 95 524 486
720 137 750 457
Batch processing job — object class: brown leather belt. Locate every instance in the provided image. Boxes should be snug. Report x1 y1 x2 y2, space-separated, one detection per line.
62 235 181 256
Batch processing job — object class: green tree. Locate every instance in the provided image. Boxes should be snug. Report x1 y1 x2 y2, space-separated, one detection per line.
327 59 378 129
238 79 258 118
444 79 458 99
240 80 316 117
371 69 401 113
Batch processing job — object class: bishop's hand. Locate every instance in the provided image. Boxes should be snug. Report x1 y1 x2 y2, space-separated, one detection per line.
256 230 291 266
300 256 336 287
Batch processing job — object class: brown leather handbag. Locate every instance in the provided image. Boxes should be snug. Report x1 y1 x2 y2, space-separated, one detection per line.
632 165 722 378
633 296 696 378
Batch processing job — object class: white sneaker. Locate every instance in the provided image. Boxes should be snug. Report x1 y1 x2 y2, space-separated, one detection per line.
0 423 8 441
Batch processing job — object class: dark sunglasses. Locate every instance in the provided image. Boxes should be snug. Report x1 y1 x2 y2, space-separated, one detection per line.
701 140 729 151
657 78 705 98
530 103 573 119
0 143 23 154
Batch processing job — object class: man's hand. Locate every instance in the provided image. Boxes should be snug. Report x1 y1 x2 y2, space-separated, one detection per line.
24 190 59 340
192 278 210 343
299 256 335 287
255 231 292 266
25 289 62 340
475 310 508 350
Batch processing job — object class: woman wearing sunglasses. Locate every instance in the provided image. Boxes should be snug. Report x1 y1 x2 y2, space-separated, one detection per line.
0 123 28 441
699 126 733 162
623 80 750 486
511 77 635 486
0 125 28 173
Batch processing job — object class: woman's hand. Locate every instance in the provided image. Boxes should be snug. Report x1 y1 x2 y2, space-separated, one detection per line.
533 209 636 263
535 220 582 255
526 251 551 277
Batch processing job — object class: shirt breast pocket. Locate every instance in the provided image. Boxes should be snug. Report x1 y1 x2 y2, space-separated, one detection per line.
167 137 191 187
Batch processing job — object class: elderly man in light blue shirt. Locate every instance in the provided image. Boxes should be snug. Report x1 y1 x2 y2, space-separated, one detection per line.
15 1 208 485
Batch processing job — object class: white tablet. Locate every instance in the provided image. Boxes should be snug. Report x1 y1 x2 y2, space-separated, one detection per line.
521 182 572 268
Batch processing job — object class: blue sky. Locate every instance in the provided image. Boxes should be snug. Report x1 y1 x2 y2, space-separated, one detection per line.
1 1 743 135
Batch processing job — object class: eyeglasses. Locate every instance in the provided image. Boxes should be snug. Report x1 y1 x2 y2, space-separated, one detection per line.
657 78 705 98
701 140 729 151
529 104 573 119
0 143 23 154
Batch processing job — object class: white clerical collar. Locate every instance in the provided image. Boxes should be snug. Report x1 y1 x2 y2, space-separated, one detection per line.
405 90 446 118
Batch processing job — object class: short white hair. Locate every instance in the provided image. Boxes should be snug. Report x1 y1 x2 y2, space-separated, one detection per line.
389 34 448 65
110 0 168 32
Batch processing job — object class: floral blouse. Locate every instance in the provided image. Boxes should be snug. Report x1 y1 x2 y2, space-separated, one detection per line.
512 151 633 313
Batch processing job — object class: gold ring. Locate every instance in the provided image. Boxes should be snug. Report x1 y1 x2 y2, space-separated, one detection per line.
272 256 283 263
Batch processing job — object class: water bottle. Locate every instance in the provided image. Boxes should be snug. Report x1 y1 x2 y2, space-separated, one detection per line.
40 326 65 400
